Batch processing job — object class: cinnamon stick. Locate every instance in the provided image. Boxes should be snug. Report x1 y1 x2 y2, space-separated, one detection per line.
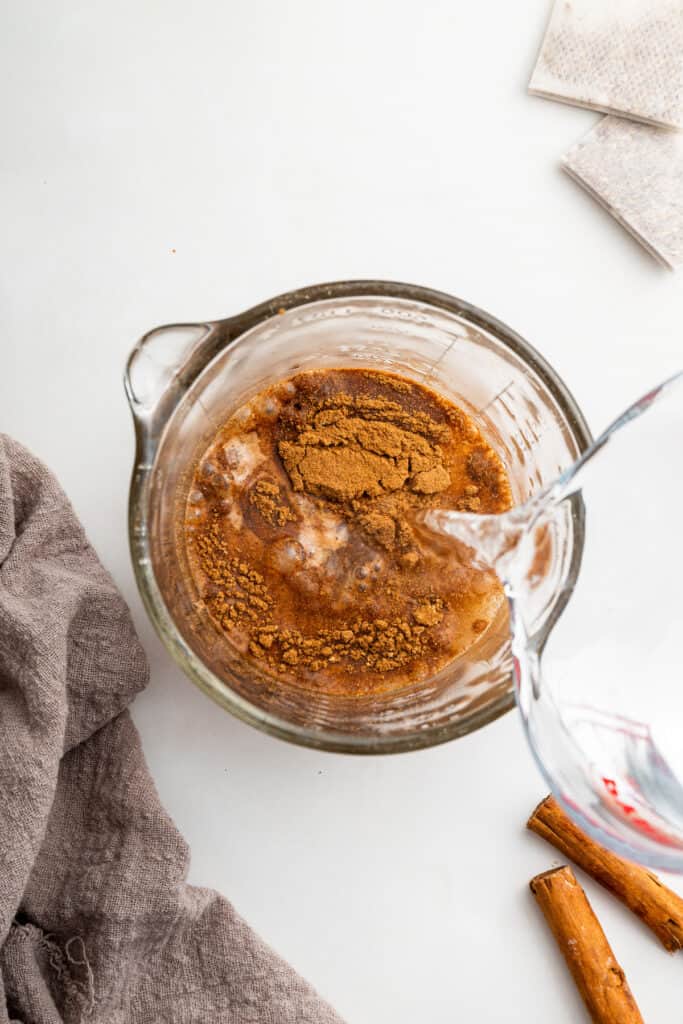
530 866 644 1024
528 795 683 952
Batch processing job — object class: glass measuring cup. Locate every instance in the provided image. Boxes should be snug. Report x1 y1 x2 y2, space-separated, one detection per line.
125 280 590 752
427 371 683 870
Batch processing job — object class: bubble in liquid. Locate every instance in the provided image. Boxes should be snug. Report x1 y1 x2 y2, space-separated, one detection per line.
269 538 307 574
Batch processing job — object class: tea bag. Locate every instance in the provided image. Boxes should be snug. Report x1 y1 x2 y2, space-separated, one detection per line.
529 0 683 130
562 116 683 269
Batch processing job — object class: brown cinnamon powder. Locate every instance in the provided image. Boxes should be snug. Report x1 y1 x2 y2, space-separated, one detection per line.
184 368 512 696
249 479 296 527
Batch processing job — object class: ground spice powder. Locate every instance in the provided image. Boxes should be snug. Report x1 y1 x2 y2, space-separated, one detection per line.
184 368 512 696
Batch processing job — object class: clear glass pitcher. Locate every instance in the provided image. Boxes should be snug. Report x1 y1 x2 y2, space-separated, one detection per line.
124 280 590 753
427 371 683 870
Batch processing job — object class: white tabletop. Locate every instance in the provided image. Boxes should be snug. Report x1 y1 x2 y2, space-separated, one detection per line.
2 1 683 1020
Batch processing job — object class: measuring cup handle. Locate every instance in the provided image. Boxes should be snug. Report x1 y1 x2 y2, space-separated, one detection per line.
124 321 217 426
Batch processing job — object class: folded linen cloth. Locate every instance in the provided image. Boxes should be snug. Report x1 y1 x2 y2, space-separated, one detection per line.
529 0 683 129
0 434 343 1024
562 115 683 268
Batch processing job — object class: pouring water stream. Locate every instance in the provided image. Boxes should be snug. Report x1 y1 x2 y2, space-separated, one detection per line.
424 370 683 870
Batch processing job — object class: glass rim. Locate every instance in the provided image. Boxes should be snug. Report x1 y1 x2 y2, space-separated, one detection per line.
126 278 593 754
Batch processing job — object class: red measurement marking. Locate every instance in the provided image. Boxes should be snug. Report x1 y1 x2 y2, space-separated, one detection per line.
601 777 675 843
602 777 618 796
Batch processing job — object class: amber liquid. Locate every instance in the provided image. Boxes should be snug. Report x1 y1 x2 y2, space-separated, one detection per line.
183 368 512 696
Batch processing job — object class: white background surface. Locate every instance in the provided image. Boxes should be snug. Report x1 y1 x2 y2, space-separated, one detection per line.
2 1 683 1021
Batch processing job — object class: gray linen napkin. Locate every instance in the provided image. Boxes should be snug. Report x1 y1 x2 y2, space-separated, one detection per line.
0 434 343 1024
